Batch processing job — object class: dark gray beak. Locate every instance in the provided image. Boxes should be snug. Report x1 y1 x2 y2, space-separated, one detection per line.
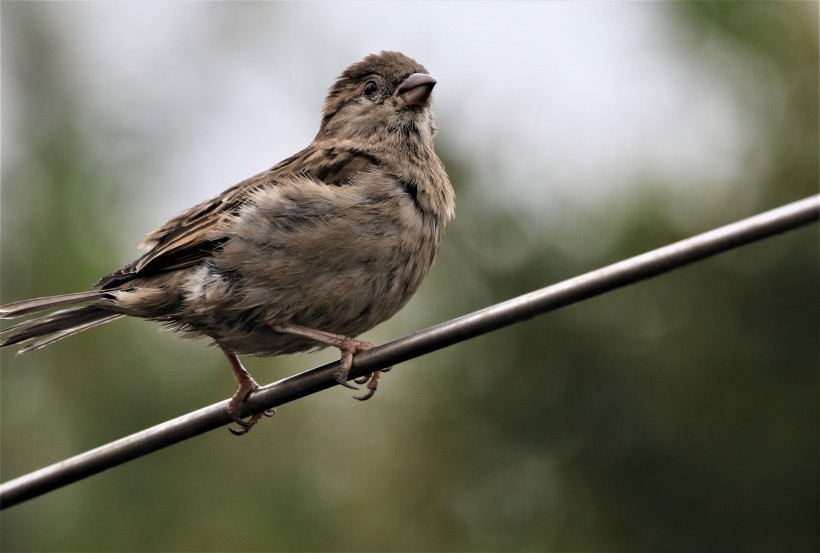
394 73 437 108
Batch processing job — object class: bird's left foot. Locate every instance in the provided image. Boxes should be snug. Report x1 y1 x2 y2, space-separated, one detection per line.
274 324 393 400
352 365 390 401
338 340 392 401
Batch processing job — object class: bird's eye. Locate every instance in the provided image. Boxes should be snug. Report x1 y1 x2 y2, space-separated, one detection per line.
363 80 378 97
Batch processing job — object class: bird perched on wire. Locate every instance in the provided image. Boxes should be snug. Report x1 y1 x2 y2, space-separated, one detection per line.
0 51 455 435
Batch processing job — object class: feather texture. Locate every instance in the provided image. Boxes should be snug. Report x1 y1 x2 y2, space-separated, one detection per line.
1 51 455 368
0 291 106 319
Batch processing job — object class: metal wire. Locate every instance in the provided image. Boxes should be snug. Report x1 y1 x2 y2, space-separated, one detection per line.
1 194 818 509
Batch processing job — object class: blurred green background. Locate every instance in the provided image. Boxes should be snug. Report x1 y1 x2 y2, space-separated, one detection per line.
1 2 817 552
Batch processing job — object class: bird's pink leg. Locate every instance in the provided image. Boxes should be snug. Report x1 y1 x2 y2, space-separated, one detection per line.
223 348 275 436
273 324 392 401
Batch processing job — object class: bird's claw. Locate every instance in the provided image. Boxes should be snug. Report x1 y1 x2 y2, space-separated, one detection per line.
352 366 391 401
227 379 275 436
331 339 392 400
353 385 377 401
228 408 276 436
269 325 393 402
334 370 359 390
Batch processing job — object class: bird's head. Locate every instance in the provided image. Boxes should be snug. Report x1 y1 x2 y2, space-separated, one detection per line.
317 51 438 145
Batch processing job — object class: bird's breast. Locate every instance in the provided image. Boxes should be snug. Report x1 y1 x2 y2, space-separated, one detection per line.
176 172 442 356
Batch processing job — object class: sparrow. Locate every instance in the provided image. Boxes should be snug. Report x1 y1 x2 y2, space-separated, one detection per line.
0 51 455 435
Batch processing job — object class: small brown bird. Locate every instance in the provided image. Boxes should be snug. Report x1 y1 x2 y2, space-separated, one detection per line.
0 51 455 434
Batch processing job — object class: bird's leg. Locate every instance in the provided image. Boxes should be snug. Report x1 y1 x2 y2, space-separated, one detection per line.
273 324 392 400
222 348 275 436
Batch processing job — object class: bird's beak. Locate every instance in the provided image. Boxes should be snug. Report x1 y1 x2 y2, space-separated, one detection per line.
394 73 437 108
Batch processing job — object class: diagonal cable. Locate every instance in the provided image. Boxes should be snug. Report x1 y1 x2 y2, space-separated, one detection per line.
1 194 817 509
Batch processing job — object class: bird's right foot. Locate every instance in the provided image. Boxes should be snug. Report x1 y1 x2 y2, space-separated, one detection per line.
223 349 275 436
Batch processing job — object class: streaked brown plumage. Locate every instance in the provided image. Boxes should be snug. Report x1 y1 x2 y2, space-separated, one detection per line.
0 51 455 434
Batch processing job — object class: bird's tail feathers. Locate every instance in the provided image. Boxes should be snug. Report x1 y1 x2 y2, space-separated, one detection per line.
0 290 106 319
0 291 122 354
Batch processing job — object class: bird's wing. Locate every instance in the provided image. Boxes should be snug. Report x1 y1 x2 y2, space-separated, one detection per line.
96 145 383 289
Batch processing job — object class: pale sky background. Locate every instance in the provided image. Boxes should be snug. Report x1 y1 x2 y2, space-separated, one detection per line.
3 1 779 248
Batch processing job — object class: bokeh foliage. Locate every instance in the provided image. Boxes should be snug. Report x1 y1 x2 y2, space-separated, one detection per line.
1 2 817 552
